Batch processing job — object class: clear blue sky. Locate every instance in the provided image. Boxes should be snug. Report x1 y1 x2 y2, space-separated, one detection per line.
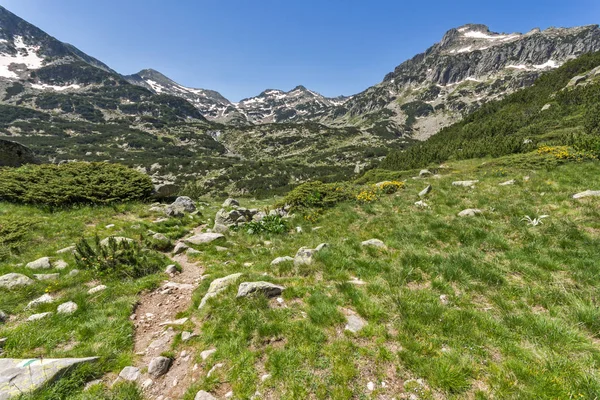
1 0 599 101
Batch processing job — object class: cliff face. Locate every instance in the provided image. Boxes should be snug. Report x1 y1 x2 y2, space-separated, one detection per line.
0 139 38 167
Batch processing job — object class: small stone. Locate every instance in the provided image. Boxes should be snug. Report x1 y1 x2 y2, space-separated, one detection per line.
367 381 375 391
243 262 253 267
27 294 54 309
68 269 80 277
345 313 366 333
207 363 223 377
200 348 217 360
185 233 225 245
0 310 7 323
152 232 169 242
458 208 482 217
225 391 234 399
148 356 172 378
418 184 432 197
222 198 240 207
452 180 479 187
56 246 76 254
361 239 387 249
105 224 115 229
165 265 178 274
237 282 284 298
27 312 52 322
159 317 188 326
181 331 197 342
295 226 303 233
119 366 140 382
294 247 316 266
315 243 328 251
54 260 69 270
34 273 60 281
261 374 271 382
414 200 428 208
57 301 78 315
499 179 516 186
187 248 202 256
88 285 107 294
141 378 153 389
271 256 293 265
26 257 52 270
195 391 217 400
215 246 229 252
573 190 600 199
348 277 366 285
0 273 34 289
439 295 449 305
173 242 189 255
99 237 133 247
419 169 432 177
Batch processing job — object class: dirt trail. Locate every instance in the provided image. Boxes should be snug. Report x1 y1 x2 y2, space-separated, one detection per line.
131 236 205 400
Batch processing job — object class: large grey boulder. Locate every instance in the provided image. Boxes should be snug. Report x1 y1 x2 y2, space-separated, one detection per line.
118 366 141 382
0 273 34 289
0 357 98 398
237 282 284 298
165 196 196 216
573 190 600 199
198 273 243 309
57 301 78 315
185 233 225 245
148 356 172 378
0 139 38 167
26 257 52 270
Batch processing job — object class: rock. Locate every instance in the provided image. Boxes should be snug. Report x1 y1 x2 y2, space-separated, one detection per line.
207 363 223 377
56 246 76 255
367 381 375 391
27 294 54 309
439 295 449 305
0 357 98 397
0 138 38 167
200 348 217 360
213 223 229 234
195 391 217 400
222 198 240 207
261 373 271 382
419 169 432 177
458 208 482 217
165 265 178 275
153 183 179 199
171 196 196 212
573 190 600 199
271 256 294 265
141 378 153 390
361 239 387 249
237 282 284 298
452 180 479 187
54 260 68 270
294 247 316 266
295 226 303 233
148 356 172 378
185 233 225 245
34 273 59 281
215 246 229 252
88 285 107 294
26 257 52 270
186 248 202 256
198 273 243 309
499 179 516 186
159 317 188 326
345 313 366 333
0 310 7 323
119 366 141 382
105 224 115 229
172 242 189 255
99 237 133 247
57 301 78 315
0 273 34 289
68 269 80 277
181 331 197 342
315 243 328 251
414 200 428 208
152 232 169 242
567 74 587 87
541 103 552 111
27 312 53 321
418 184 432 197
165 205 184 217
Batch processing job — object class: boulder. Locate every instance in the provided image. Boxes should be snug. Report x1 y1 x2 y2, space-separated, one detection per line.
213 223 229 233
54 260 68 270
26 257 52 270
185 233 225 245
271 256 294 265
27 294 54 309
153 183 179 199
119 366 140 382
200 348 217 360
567 74 587 87
57 301 78 315
152 233 169 242
0 357 98 398
419 169 432 177
165 265 178 275
0 139 38 167
195 391 217 400
173 242 189 255
237 281 284 298
0 273 34 289
294 247 316 266
573 190 600 199
361 239 387 249
99 237 133 247
345 313 367 333
27 312 53 322
88 285 107 294
418 184 432 197
458 208 482 217
198 273 243 309
171 196 196 212
148 356 172 378
222 198 240 207
452 180 479 187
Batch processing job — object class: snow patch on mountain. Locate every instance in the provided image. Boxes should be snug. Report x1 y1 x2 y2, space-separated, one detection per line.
0 35 44 78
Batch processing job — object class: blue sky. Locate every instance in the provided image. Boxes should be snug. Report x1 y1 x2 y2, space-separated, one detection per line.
1 0 599 101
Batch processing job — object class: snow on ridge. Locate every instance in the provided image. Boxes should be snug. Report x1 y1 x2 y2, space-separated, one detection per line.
505 59 560 71
31 83 82 91
463 31 519 41
145 79 164 93
0 35 45 79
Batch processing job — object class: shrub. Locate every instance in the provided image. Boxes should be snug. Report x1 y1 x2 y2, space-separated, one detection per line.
75 236 168 279
536 145 597 162
244 215 288 235
0 216 38 260
356 189 378 203
374 181 405 194
0 162 153 207
280 181 355 210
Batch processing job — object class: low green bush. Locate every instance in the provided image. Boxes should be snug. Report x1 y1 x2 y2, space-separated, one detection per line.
0 216 38 260
75 236 168 279
244 215 288 235
279 181 355 210
0 162 153 207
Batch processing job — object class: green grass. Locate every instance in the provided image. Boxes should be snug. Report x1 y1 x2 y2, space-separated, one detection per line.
3 155 600 399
